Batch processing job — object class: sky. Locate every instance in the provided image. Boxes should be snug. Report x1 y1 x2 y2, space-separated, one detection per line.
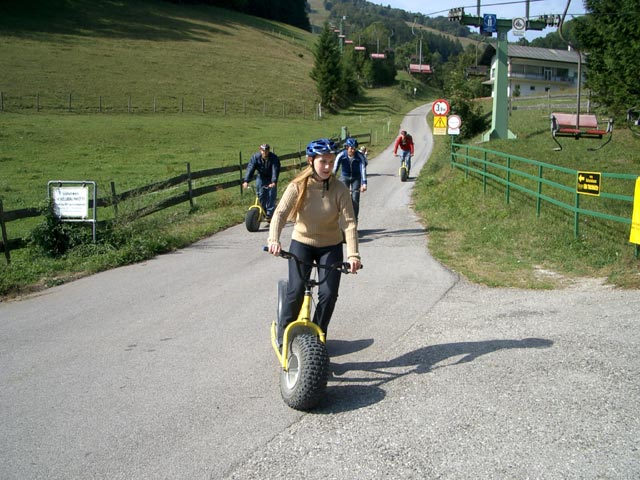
368 0 587 41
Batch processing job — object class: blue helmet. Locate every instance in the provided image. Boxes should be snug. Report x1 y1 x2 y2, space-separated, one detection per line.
344 137 358 148
306 138 338 157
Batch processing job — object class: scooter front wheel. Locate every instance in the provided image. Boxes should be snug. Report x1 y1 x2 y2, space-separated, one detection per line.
400 165 408 182
245 207 261 232
280 333 329 410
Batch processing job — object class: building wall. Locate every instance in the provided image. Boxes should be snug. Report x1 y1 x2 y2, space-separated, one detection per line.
488 53 584 97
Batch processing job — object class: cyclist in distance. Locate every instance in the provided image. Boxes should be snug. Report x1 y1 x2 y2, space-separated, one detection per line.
393 130 414 175
333 137 368 224
267 138 362 348
242 143 281 221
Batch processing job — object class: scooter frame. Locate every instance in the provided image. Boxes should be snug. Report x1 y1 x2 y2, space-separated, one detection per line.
265 247 358 410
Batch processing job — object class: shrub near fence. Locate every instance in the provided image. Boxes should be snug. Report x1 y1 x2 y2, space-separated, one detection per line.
0 91 321 118
0 133 372 264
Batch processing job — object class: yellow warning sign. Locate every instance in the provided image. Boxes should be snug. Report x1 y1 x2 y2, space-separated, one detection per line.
433 115 447 135
630 177 640 245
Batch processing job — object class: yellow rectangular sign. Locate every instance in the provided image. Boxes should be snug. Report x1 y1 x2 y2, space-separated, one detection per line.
630 177 640 245
433 115 447 135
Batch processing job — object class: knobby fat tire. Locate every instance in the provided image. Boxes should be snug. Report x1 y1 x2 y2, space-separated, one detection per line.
280 333 329 410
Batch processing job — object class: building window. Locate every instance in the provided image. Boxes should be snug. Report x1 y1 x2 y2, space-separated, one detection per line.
530 85 536 91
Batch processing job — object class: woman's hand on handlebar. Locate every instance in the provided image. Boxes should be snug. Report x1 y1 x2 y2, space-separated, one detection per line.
268 242 281 256
348 258 361 274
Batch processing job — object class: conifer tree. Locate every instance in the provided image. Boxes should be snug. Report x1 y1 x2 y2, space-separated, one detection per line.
310 23 342 110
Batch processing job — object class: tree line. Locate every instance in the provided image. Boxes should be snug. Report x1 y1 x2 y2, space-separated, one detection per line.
165 0 311 31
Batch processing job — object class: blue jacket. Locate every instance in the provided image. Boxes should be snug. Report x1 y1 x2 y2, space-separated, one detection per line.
333 149 367 185
244 151 280 183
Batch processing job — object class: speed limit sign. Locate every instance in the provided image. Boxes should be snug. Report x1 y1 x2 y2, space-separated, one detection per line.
432 99 450 116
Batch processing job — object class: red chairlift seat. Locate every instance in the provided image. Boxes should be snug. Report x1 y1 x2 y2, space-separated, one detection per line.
370 53 386 60
550 112 614 151
409 63 432 74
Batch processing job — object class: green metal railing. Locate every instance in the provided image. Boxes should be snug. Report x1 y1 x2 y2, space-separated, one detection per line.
450 141 639 257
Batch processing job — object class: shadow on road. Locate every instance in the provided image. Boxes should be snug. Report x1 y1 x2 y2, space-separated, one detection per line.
327 338 375 358
315 337 553 414
358 227 426 243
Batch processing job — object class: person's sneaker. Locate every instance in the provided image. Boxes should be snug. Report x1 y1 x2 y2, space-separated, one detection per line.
265 215 272 223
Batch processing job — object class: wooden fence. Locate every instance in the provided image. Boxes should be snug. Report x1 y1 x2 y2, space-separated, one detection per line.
0 133 372 264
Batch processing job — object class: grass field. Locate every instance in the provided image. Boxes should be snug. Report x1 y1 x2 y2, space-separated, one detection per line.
0 0 423 297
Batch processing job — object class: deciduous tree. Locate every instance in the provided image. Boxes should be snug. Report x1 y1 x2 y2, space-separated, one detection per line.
574 0 640 116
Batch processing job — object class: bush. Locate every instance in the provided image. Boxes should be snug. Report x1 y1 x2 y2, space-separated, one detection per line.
29 200 92 257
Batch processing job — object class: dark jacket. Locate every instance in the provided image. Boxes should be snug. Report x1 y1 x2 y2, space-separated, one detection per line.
244 151 280 184
333 149 367 185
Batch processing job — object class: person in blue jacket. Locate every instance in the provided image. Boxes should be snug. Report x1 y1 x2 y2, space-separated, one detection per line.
242 143 281 220
333 137 367 223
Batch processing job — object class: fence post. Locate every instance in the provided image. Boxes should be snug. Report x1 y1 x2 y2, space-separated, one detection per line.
239 152 245 195
537 165 543 217
153 96 156 113
68 93 72 112
110 181 119 217
186 162 194 209
0 199 11 264
224 98 227 115
181 97 184 113
128 95 131 113
0 91 3 112
99 95 103 113
36 93 40 112
202 97 205 113
574 192 580 238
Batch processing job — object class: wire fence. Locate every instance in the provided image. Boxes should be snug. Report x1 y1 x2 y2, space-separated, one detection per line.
0 91 322 118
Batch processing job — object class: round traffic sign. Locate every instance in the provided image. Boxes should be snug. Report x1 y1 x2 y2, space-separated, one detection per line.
513 17 526 31
448 115 462 129
432 99 450 116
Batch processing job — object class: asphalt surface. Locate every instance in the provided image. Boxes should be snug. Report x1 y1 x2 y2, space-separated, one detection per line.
1 103 639 479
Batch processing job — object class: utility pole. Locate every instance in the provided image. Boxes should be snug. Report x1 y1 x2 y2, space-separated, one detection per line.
339 16 346 54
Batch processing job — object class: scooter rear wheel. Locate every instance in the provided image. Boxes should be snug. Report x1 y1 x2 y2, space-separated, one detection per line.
280 333 329 410
245 207 261 232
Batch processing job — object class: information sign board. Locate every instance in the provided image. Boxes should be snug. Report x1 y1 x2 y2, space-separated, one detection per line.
576 171 601 196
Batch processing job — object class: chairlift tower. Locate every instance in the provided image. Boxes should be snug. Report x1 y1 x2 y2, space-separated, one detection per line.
448 4 553 141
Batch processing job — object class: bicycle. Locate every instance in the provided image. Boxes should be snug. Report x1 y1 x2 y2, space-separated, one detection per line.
244 185 272 232
264 247 361 410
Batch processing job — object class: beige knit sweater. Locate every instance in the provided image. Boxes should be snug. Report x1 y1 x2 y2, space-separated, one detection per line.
268 175 360 260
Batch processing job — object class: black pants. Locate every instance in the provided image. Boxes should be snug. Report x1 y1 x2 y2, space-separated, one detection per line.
277 240 343 345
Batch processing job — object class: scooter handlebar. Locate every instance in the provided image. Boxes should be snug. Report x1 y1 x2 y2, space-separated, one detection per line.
263 246 362 272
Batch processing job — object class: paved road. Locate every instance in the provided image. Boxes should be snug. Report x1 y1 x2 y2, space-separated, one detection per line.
2 104 639 479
